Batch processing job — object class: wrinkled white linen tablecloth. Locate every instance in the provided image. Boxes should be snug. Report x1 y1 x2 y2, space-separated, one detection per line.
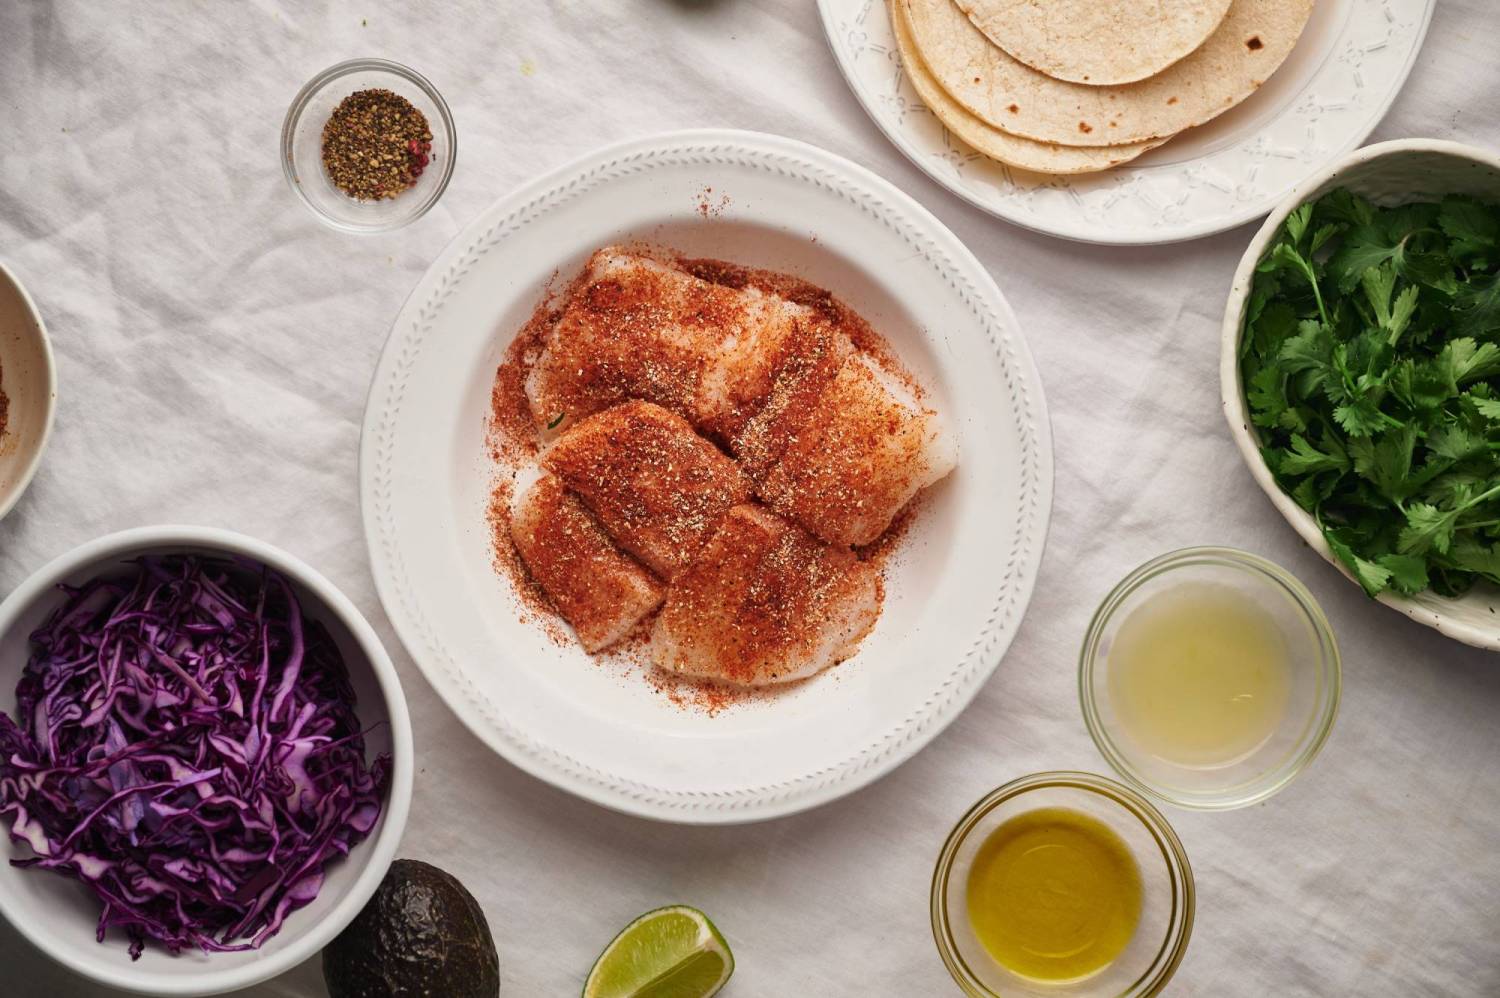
2 2 1499 995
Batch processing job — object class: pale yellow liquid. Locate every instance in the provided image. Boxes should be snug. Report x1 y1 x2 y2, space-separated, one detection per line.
1106 584 1292 768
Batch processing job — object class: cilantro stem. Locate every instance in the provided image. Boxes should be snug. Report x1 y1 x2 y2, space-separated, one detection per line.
1457 518 1500 531
1310 277 1329 328
1459 482 1500 513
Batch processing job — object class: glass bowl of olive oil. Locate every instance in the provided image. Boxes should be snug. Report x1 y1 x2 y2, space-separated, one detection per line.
931 772 1193 998
1080 547 1341 810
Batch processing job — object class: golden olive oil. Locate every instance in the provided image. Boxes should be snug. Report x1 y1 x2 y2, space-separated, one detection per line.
965 807 1142 983
1107 584 1292 768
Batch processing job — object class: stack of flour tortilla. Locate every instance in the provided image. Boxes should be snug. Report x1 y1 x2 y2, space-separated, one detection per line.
892 0 1315 175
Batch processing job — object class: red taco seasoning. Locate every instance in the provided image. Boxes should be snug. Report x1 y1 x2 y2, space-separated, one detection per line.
0 358 8 439
320 88 432 201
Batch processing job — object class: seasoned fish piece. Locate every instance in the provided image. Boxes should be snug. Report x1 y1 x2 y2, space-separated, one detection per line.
723 316 854 481
509 473 664 652
544 401 751 579
650 505 881 686
758 353 958 547
697 310 851 443
526 248 824 435
525 249 729 433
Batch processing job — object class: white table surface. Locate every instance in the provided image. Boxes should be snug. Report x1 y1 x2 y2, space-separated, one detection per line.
2 2 1498 995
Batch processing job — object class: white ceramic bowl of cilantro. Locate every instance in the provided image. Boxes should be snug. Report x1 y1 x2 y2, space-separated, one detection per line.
0 526 414 995
1222 138 1500 650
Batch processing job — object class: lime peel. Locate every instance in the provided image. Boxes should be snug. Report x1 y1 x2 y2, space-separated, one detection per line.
583 905 734 998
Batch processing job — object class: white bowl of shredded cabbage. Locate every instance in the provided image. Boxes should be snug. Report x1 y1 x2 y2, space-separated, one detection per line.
0 525 413 996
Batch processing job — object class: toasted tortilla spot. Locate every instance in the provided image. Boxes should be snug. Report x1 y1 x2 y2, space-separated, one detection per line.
1247 35 1265 50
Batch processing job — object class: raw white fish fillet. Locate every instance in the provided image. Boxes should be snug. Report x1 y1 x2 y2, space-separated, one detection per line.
716 315 854 478
524 247 833 437
509 473 663 652
758 353 958 547
650 504 881 686
696 307 851 442
543 400 751 579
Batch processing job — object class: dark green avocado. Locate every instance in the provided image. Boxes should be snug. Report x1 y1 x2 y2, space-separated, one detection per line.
323 858 500 998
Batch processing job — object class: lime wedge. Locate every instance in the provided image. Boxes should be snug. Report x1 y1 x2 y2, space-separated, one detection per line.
583 905 734 998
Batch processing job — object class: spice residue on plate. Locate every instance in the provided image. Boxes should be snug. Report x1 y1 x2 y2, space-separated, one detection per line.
0 356 8 440
695 186 731 219
321 88 432 201
485 245 954 710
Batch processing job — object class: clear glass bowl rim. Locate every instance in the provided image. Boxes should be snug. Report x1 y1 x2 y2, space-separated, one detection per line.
930 771 1195 998
280 57 456 233
1078 545 1342 811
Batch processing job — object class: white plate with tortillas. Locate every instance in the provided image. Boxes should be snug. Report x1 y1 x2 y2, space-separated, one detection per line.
819 0 1434 244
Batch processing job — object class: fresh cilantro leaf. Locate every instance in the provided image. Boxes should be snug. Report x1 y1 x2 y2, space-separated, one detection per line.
1245 300 1299 359
1400 250 1458 295
1398 502 1460 556
1452 274 1500 337
1284 202 1314 246
1278 320 1333 379
1446 538 1500 580
1425 423 1489 464
1390 358 1455 411
1439 195 1499 265
1422 470 1487 507
1291 476 1327 512
1325 531 1392 597
1440 338 1500 384
1310 223 1340 254
1327 223 1401 292
1261 243 1329 325
1315 188 1375 229
1246 366 1289 427
1328 203 1456 295
1464 393 1500 422
1278 433 1350 476
1387 285 1420 346
1360 262 1397 327
1332 396 1393 437
1350 425 1415 499
1376 553 1429 595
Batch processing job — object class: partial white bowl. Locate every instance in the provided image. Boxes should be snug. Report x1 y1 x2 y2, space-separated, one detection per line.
0 526 413 996
1221 139 1500 650
0 261 56 522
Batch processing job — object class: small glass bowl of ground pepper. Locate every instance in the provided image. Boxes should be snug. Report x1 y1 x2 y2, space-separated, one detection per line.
282 58 455 233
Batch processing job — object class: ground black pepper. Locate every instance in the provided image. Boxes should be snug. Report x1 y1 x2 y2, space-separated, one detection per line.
320 88 432 201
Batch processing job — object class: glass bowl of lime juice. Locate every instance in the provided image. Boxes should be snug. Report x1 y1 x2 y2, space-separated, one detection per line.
1080 546 1341 810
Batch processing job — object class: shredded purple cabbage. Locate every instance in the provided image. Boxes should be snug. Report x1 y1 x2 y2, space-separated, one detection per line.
0 555 389 959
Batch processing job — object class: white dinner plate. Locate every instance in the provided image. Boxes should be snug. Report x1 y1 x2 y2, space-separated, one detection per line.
819 0 1434 245
360 129 1052 823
